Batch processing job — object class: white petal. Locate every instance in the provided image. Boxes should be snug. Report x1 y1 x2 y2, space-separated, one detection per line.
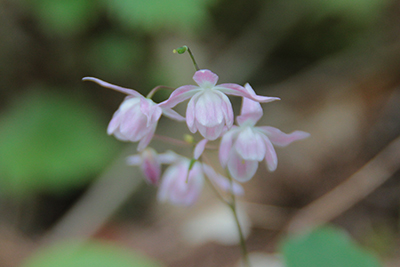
262 135 278 172
228 151 259 182
196 120 224 140
194 139 208 160
195 91 224 127
219 128 238 168
234 127 266 161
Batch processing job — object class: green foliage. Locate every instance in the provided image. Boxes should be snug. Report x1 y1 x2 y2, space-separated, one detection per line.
280 225 382 267
24 0 99 36
105 0 217 32
20 240 162 267
85 34 144 80
0 90 120 197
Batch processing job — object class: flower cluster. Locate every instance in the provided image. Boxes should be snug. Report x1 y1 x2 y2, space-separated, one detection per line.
83 68 309 206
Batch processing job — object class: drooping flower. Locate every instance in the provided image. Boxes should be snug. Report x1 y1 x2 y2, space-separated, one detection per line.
219 84 310 182
83 77 184 151
159 69 280 140
126 148 177 185
157 152 243 206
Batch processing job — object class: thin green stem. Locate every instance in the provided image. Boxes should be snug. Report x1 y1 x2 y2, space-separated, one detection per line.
186 47 200 71
229 192 251 267
228 173 251 267
173 45 200 71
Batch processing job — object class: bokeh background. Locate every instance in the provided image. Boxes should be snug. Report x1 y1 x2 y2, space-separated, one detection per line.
1 0 400 266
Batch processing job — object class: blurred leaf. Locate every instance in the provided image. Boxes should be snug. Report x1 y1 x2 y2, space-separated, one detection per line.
0 90 120 197
20 240 162 267
24 0 99 35
105 0 216 32
281 225 382 267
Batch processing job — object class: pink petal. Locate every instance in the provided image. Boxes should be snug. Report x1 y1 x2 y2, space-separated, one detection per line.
193 69 219 88
158 160 204 206
216 91 234 129
137 125 156 151
196 120 224 140
236 89 263 126
107 96 138 135
216 83 280 103
219 128 238 168
186 93 198 133
258 126 310 147
262 135 278 172
194 91 224 127
82 77 142 97
161 107 185 122
159 85 200 108
227 151 259 182
202 164 244 195
140 148 161 185
234 127 266 161
140 98 162 127
194 139 208 160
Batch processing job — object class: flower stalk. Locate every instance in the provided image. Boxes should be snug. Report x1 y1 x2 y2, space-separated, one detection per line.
173 45 200 71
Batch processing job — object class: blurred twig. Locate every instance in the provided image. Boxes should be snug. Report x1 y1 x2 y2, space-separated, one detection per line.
41 144 141 244
287 135 400 233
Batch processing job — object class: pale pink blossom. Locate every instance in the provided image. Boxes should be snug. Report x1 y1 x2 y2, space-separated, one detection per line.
219 84 310 182
159 69 280 140
157 155 204 206
126 148 176 185
83 77 184 151
157 152 243 206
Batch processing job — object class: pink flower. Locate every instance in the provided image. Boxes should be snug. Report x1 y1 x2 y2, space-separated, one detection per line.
157 155 204 206
157 152 243 206
219 84 310 182
160 70 279 140
83 77 184 151
127 148 176 185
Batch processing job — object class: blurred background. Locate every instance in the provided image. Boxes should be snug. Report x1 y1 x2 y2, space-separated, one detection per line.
1 0 400 266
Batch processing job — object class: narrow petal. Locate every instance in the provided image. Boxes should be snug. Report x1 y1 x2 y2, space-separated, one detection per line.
234 127 266 161
137 125 156 151
216 83 280 103
228 151 259 182
82 77 142 97
216 91 234 129
236 91 263 126
186 93 198 133
140 148 161 185
194 139 208 160
161 107 185 121
202 164 244 195
196 120 224 140
158 85 200 108
219 128 238 168
258 126 310 147
262 135 278 172
193 69 219 88
158 150 180 164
